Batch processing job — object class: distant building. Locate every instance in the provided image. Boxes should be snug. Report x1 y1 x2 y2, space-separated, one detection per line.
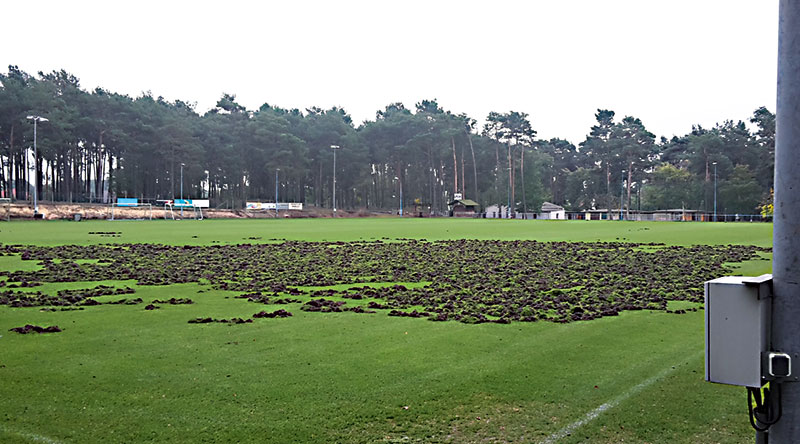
575 209 706 221
539 202 565 220
582 209 610 220
449 199 480 217
654 209 703 221
484 204 509 219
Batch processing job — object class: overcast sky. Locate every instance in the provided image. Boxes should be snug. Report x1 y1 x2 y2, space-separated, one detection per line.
3 0 778 144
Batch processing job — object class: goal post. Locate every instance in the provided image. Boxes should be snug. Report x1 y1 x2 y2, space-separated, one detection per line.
165 199 206 220
109 198 153 221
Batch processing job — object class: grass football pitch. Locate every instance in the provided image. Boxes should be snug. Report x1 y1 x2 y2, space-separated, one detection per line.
0 219 773 443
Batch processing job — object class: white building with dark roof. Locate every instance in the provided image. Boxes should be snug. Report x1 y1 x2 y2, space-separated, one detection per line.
540 202 565 220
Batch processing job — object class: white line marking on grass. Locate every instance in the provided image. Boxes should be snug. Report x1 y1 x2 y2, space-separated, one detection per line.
0 425 63 444
540 351 704 444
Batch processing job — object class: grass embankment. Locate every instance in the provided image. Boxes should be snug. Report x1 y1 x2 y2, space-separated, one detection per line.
0 219 772 443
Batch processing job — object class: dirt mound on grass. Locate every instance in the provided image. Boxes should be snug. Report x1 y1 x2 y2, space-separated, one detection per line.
9 324 62 334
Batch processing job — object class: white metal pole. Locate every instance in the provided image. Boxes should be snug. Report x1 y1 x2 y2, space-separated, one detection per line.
33 119 38 215
333 149 337 214
180 163 184 218
331 145 340 215
400 181 403 216
26 116 48 216
713 162 718 222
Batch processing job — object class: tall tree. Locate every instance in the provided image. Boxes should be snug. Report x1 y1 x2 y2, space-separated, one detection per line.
580 109 616 218
0 65 778 217
718 165 763 214
539 138 580 206
643 163 698 210
482 111 536 212
612 116 655 218
750 106 775 189
457 113 479 201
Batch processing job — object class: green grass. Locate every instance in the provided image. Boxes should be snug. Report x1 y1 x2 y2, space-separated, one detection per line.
0 218 773 246
0 219 773 443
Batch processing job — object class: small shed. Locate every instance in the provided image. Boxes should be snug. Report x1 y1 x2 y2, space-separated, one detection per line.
484 204 509 218
540 202 566 220
449 199 480 217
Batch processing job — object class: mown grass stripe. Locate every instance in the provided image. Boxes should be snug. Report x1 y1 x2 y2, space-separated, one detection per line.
540 350 705 444
0 425 62 444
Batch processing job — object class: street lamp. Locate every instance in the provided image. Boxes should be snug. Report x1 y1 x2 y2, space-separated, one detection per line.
330 145 340 215
26 116 48 216
180 162 185 218
275 168 280 218
712 161 718 222
394 176 403 216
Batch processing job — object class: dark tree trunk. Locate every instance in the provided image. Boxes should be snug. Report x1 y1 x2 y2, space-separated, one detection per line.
606 163 612 219
460 142 466 197
626 163 633 219
451 136 458 194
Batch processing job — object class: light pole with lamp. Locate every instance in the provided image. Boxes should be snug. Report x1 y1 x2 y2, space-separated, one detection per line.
26 116 48 217
180 162 185 218
394 176 403 216
275 168 279 218
712 161 718 222
330 145 340 215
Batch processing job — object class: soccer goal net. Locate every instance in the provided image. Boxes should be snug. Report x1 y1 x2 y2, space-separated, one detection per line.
109 198 153 221
164 199 204 220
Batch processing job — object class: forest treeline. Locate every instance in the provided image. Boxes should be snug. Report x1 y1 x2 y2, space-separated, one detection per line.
0 66 775 214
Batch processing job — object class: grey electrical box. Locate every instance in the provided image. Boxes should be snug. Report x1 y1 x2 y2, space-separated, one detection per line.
705 274 772 388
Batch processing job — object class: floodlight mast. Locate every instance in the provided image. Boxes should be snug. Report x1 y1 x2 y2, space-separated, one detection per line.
180 162 185 218
26 116 48 216
712 162 718 222
397 177 403 216
769 1 800 442
331 145 340 215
